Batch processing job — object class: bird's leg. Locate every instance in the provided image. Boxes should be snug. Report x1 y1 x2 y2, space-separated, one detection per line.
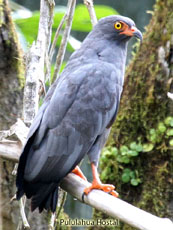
83 163 118 197
71 166 87 181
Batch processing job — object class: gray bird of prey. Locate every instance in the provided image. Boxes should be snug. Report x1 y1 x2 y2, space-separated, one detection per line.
16 15 142 213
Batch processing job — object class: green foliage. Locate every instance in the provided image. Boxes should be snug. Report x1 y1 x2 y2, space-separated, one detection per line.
100 116 173 186
15 4 118 47
121 168 141 186
101 141 142 186
164 116 173 126
72 4 118 32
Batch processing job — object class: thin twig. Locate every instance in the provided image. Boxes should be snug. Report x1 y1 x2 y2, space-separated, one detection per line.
52 0 76 83
56 191 67 219
44 0 55 85
83 0 97 27
49 13 67 63
48 213 56 230
46 0 55 50
46 13 67 84
55 191 67 230
19 197 30 229
48 190 67 230
12 163 18 175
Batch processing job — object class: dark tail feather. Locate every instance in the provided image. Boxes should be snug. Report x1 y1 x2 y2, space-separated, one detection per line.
19 181 59 212
31 183 59 212
37 186 58 213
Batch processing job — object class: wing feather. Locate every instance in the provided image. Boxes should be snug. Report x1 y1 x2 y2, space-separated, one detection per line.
18 62 123 191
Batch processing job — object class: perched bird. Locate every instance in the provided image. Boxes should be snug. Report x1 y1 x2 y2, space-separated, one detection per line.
16 15 142 213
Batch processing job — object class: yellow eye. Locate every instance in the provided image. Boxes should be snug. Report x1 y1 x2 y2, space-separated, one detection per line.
114 22 122 30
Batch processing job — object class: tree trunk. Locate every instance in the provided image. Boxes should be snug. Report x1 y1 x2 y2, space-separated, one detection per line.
91 0 173 229
0 0 23 229
0 1 48 229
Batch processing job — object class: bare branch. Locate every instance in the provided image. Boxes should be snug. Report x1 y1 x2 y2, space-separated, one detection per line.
52 0 76 83
44 0 55 84
61 174 173 230
46 13 67 85
1 144 173 230
23 0 55 125
83 0 97 27
0 141 21 162
0 118 28 145
0 118 28 162
19 197 30 229
48 213 56 230
49 13 67 63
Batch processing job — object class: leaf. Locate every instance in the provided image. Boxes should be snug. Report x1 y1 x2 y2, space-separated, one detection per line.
123 168 131 174
117 155 123 163
129 171 135 179
149 128 156 135
102 150 111 157
148 129 157 143
148 134 157 143
120 145 129 155
72 4 118 32
127 150 139 157
164 116 173 126
111 147 118 156
142 143 154 152
15 4 118 47
135 144 143 152
130 142 137 150
121 173 130 183
169 139 173 146
130 178 139 186
166 129 173 136
121 156 130 164
15 10 74 51
130 142 143 152
158 122 166 133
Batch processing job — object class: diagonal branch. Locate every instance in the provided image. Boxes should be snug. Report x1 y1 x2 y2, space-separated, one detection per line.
0 144 173 230
49 13 67 63
84 0 97 27
52 0 76 83
62 174 173 230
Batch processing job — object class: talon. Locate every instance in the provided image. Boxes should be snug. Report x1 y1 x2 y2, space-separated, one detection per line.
83 163 119 198
109 190 119 198
72 166 87 181
84 183 116 195
101 184 115 193
82 192 86 202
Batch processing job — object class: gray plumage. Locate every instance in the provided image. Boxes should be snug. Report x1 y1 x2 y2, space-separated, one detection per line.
16 15 142 212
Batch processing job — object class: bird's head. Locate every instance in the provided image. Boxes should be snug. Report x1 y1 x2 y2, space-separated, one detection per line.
94 15 142 43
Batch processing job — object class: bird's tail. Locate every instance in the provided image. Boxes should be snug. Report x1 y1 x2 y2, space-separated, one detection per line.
17 182 59 213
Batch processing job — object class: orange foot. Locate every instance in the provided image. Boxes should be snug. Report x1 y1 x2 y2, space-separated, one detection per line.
83 181 118 198
82 163 118 202
72 166 87 181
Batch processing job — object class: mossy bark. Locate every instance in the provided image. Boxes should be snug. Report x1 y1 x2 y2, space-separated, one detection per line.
0 1 24 229
90 0 173 229
0 1 48 229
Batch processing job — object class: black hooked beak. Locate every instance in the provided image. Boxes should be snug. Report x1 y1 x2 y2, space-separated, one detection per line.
132 27 143 42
